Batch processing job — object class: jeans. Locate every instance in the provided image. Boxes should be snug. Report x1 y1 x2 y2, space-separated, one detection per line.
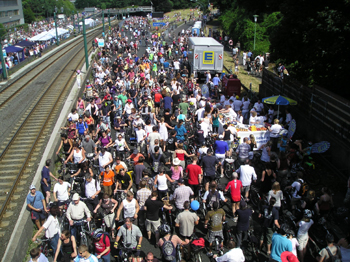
50 233 59 256
236 230 248 248
95 253 111 262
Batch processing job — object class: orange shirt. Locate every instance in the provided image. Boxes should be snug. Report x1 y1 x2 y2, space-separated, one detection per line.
101 170 114 186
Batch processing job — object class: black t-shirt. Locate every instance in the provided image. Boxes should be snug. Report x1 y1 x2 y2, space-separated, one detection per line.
201 155 219 177
145 198 163 221
167 136 176 151
236 209 253 232
172 94 181 105
262 205 279 228
195 130 205 144
116 173 131 190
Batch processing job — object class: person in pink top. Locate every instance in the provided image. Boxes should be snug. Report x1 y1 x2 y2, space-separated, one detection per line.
171 158 183 181
225 172 243 220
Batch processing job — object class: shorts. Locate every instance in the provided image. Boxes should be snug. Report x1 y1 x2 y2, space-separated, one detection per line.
31 210 46 220
242 185 250 195
260 227 274 245
203 175 215 185
297 234 309 250
231 196 241 203
145 218 161 232
208 230 224 243
215 153 225 165
155 102 161 108
41 184 51 193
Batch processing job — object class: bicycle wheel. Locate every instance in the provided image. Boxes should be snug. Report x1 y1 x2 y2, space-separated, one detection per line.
307 238 320 259
249 188 260 208
196 253 203 262
225 164 233 180
41 243 49 258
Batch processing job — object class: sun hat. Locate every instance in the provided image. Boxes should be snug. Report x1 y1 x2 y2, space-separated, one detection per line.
173 158 181 166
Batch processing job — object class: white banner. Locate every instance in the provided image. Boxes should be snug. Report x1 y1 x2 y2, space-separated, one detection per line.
237 130 270 150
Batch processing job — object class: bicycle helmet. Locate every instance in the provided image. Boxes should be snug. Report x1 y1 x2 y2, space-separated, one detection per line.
158 224 171 236
92 228 103 239
304 209 312 218
77 70 81 74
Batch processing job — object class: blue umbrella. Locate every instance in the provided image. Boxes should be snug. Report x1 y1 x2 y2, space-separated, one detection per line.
262 95 297 118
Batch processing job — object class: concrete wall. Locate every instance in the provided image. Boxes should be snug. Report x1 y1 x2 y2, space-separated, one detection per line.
0 0 25 26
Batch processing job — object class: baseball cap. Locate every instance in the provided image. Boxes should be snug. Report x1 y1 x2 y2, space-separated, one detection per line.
219 135 224 139
72 193 80 201
29 184 36 190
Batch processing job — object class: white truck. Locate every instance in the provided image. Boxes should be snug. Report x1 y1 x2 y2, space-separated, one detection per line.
187 37 224 79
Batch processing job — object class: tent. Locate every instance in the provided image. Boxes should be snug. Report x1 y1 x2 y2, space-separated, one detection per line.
4 45 25 62
79 18 95 26
16 40 35 47
30 31 50 41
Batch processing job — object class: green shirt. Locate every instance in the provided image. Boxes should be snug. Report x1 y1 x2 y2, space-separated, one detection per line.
205 208 225 232
118 94 128 106
179 102 189 115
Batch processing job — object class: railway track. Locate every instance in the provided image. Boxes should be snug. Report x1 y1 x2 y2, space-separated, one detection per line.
0 27 101 250
0 31 96 110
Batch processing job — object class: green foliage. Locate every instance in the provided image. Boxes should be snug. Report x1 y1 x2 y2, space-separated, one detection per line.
23 8 36 23
0 23 6 38
22 0 76 18
101 3 107 10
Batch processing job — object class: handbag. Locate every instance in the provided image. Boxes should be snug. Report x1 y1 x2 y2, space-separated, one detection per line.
26 194 37 211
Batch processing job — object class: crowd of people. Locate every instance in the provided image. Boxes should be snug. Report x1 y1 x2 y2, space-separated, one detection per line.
25 15 349 262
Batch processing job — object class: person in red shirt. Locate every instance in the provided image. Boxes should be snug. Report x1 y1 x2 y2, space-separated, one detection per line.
225 172 243 220
185 156 202 198
154 92 163 115
92 228 111 261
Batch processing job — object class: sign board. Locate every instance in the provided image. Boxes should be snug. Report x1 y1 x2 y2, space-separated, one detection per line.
152 12 164 18
98 38 105 47
203 51 214 64
153 22 166 27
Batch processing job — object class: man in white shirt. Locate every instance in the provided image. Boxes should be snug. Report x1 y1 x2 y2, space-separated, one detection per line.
233 98 243 113
220 104 237 121
268 119 283 152
148 126 162 149
236 159 257 201
97 147 113 172
173 59 180 74
242 100 251 120
195 104 205 122
66 193 91 239
253 99 264 115
84 174 101 213
53 176 71 205
136 124 147 151
213 240 245 262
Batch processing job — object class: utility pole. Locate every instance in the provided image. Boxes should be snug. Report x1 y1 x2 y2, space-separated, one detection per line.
54 7 59 46
78 11 80 34
102 9 105 36
82 15 89 70
0 42 7 79
253 15 258 50
108 9 111 27
72 11 75 36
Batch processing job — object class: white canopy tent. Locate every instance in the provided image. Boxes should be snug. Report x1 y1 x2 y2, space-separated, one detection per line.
79 18 95 26
29 28 69 41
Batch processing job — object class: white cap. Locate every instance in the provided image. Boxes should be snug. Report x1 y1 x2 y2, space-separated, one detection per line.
72 193 80 201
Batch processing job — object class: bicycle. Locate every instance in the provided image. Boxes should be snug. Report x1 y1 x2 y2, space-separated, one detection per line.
35 238 53 258
71 219 92 247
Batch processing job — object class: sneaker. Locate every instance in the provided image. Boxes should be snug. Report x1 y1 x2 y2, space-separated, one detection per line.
220 174 224 178
206 252 213 257
233 217 238 222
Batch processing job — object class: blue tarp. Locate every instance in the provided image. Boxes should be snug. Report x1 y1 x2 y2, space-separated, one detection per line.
4 45 23 53
16 40 35 47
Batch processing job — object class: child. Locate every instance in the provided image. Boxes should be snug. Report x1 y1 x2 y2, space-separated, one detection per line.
287 231 299 257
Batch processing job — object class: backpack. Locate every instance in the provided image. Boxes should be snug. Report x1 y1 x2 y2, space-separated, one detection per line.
206 190 220 209
325 246 342 262
295 179 309 196
162 235 176 261
262 206 274 228
102 232 111 246
151 153 162 173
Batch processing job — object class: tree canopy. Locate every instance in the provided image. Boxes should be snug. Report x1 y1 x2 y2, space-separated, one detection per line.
214 0 350 98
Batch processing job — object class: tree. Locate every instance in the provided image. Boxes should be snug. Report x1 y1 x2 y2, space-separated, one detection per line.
23 8 36 23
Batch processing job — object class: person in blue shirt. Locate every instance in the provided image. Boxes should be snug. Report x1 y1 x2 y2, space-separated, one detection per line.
212 74 221 86
183 50 187 57
215 135 229 176
174 120 187 142
163 60 170 71
162 95 173 111
270 226 293 262
27 184 48 229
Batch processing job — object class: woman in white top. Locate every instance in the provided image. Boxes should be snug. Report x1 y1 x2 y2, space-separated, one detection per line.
268 105 274 124
65 143 85 165
237 110 244 124
297 209 314 262
249 111 258 125
154 166 174 200
267 182 284 210
159 117 174 151
32 206 61 256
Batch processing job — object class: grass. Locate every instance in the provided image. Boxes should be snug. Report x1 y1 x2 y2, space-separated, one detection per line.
206 19 262 93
